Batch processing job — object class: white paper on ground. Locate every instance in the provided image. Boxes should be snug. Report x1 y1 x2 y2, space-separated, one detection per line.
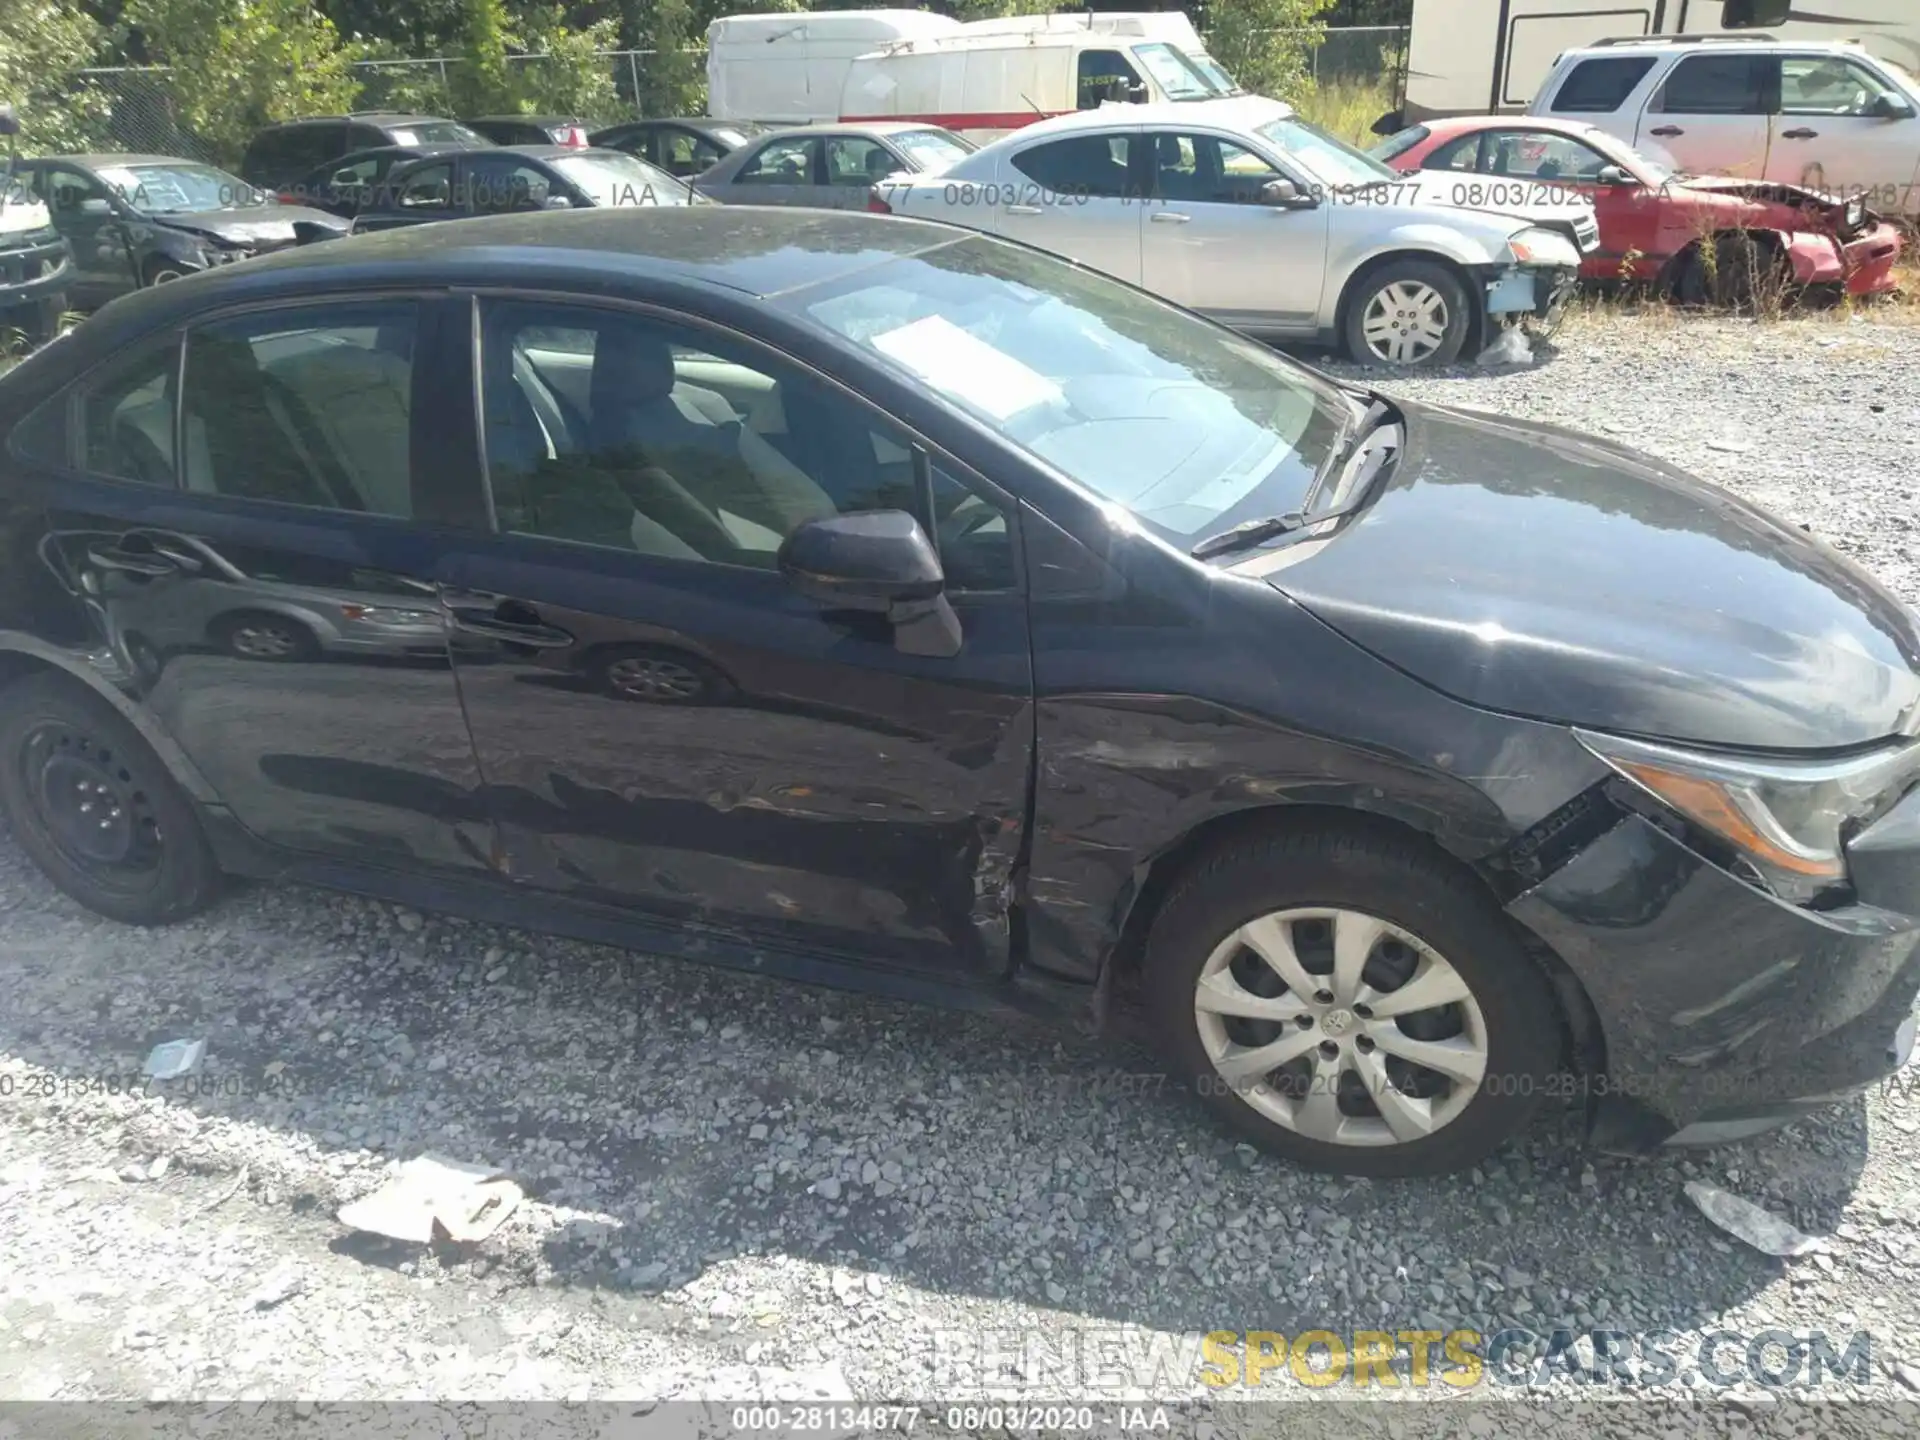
337 1153 522 1244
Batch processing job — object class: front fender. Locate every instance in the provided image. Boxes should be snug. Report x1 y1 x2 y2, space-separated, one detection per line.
1332 219 1511 280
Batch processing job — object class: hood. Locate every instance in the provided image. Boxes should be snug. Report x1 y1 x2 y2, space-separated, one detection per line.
0 191 52 237
1258 400 1920 752
154 205 348 247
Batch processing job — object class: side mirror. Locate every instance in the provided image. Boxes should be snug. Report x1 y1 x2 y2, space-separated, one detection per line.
292 220 343 246
1260 178 1313 208
1870 93 1917 120
78 197 114 216
542 193 573 209
1595 164 1635 186
778 510 962 658
1126 81 1149 103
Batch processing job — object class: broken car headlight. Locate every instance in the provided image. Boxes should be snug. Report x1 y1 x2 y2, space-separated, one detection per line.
1576 728 1920 903
1503 228 1580 268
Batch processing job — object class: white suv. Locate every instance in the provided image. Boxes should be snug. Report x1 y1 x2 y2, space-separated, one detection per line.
1529 36 1920 216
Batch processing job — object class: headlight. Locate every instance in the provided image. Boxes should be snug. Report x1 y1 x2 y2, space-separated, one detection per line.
1577 728 1920 903
1504 228 1579 267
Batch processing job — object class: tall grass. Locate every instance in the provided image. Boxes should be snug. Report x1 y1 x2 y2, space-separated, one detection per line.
1295 75 1399 147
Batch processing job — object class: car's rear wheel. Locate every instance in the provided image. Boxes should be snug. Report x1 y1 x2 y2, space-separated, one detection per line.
212 611 318 662
1342 260 1472 367
1143 822 1562 1177
0 673 219 924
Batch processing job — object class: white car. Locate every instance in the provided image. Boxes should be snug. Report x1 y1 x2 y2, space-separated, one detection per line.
872 97 1591 367
1529 37 1920 216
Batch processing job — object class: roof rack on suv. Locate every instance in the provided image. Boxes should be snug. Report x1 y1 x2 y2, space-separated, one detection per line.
1590 34 1777 47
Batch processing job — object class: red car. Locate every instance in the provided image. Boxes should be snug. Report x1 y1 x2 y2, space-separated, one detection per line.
1372 116 1903 303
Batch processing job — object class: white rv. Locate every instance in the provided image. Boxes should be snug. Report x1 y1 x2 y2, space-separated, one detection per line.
706 10 1237 132
1395 0 1920 123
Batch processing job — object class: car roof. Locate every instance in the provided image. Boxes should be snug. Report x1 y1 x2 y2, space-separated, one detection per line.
322 143 469 165
1558 35 1866 57
43 154 224 170
191 207 971 299
268 113 462 127
991 94 1295 144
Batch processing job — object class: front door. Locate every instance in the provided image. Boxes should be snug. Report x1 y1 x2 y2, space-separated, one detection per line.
711 134 821 206
1139 129 1327 330
1636 52 1775 177
440 295 1033 978
23 295 500 873
30 164 137 306
1767 52 1920 210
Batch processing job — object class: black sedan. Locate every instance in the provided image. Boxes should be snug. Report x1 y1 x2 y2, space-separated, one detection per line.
351 145 699 233
587 117 771 178
274 144 472 219
14 154 348 307
1 209 1917 1178
464 115 595 148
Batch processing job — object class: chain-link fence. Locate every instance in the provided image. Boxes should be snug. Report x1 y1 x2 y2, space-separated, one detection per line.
72 26 1408 166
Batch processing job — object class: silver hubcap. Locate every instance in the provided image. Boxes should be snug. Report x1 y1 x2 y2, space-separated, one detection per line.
150 269 184 286
1194 907 1489 1148
608 656 702 700
230 623 297 657
1361 281 1451 365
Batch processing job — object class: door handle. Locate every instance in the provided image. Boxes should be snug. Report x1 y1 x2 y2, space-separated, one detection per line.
1005 204 1043 215
1649 125 1684 137
447 608 574 649
1781 127 1819 140
85 542 176 577
1150 211 1191 224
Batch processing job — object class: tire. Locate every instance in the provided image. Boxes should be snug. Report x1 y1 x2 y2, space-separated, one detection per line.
211 611 319 662
594 647 733 705
1677 234 1791 311
1341 259 1473 368
1142 821 1562 1178
143 259 191 288
0 673 220 925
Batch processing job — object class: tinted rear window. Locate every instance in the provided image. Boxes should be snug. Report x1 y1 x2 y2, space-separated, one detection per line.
1551 56 1658 112
1657 54 1772 113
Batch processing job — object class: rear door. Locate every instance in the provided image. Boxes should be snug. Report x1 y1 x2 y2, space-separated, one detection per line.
17 294 500 874
706 134 821 206
994 129 1146 284
437 294 1033 979
1636 52 1775 177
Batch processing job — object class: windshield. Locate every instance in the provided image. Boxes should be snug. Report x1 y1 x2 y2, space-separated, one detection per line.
390 121 486 147
785 235 1353 548
552 152 704 206
1256 115 1398 187
1183 50 1241 95
893 128 975 169
98 163 266 213
1131 42 1217 101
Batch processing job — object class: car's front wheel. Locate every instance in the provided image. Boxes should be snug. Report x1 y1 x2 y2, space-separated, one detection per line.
1143 822 1562 1177
1342 260 1472 367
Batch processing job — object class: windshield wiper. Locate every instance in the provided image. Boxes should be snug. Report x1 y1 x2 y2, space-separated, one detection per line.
1189 398 1398 561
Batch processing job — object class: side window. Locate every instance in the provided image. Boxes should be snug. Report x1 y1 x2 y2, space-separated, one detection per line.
825 136 899 186
40 164 105 216
929 465 1014 592
1550 57 1658 113
1484 131 1611 181
735 137 817 185
662 130 722 177
22 341 183 484
397 163 454 209
1149 133 1279 203
476 299 1014 588
1423 134 1483 171
179 303 418 517
464 157 554 213
1780 57 1903 117
1011 134 1139 200
1656 55 1773 114
347 124 389 150
1077 49 1140 109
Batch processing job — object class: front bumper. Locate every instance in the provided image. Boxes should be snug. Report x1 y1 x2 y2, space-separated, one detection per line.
1508 789 1920 1153
0 233 73 310
1481 263 1579 326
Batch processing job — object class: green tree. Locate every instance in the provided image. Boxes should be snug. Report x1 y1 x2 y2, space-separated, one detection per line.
511 4 620 119
450 0 514 113
124 0 361 164
949 0 1065 19
0 0 112 152
1203 0 1336 99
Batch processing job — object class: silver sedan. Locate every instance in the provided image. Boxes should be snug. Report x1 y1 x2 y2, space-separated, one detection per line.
693 123 974 209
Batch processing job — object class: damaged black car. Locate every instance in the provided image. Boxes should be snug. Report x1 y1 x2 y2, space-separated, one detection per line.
0 209 1915 1178
15 154 349 308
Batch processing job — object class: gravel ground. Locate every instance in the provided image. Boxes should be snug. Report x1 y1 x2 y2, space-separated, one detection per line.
5 315 1920 1435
